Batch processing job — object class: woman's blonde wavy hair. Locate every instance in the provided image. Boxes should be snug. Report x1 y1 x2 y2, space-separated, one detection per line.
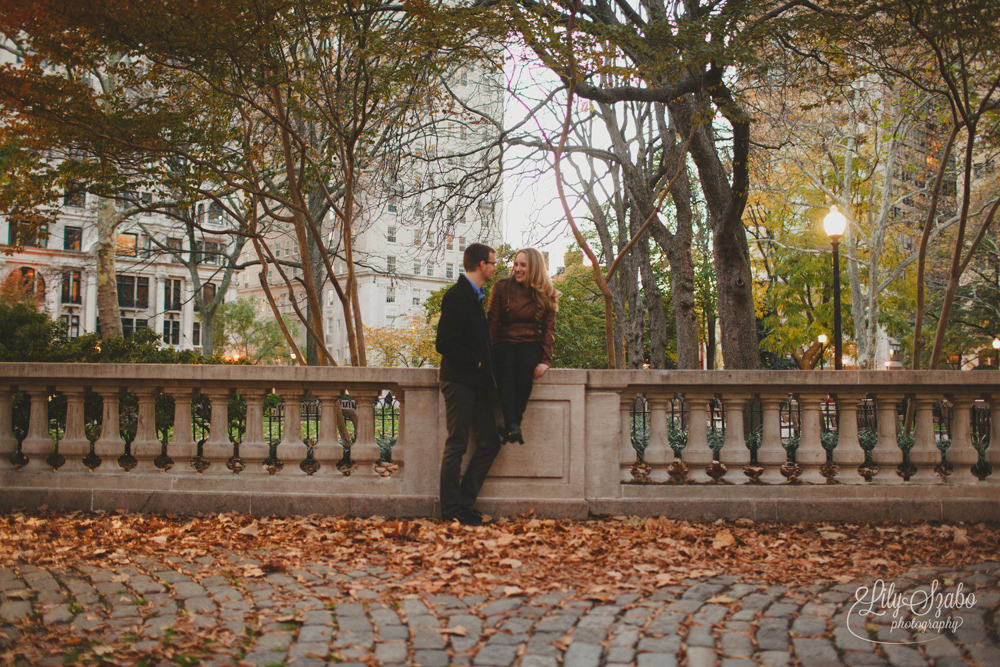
517 247 559 321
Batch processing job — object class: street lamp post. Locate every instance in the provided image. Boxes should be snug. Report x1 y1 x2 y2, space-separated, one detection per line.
993 338 1000 367
823 205 848 370
817 334 827 370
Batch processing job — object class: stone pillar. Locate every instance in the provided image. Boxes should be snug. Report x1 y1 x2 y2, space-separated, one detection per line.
909 397 941 482
349 389 382 476
988 395 1000 484
58 389 90 469
238 391 270 474
720 395 750 482
645 394 672 483
131 388 162 471
201 389 233 472
795 393 828 484
871 394 903 484
20 389 53 468
683 393 713 483
946 396 978 484
757 396 787 484
619 392 637 482
83 271 97 334
151 274 164 342
170 390 198 473
0 389 16 470
832 396 865 483
92 390 123 472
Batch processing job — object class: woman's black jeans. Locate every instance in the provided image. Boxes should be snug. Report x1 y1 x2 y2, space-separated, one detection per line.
492 340 543 428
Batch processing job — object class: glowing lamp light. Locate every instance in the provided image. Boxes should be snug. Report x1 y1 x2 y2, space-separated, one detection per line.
993 338 1000 351
823 205 848 238
818 334 827 345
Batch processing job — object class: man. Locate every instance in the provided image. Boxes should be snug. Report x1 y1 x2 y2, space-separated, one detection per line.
435 242 501 526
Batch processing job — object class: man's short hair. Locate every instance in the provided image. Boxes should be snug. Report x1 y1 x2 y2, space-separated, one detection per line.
463 243 494 272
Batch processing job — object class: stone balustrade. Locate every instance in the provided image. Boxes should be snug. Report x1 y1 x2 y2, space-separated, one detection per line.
1 364 997 521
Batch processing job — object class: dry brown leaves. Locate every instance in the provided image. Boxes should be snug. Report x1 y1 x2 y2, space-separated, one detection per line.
1 510 997 598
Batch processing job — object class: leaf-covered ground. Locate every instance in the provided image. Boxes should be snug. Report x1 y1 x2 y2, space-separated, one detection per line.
3 510 997 597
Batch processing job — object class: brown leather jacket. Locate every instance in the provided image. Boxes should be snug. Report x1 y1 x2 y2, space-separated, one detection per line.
486 277 556 365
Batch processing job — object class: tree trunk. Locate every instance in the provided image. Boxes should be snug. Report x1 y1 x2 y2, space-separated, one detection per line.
638 239 667 368
670 95 759 369
95 197 122 339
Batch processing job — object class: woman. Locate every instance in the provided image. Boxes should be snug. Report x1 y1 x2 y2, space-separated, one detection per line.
487 247 559 444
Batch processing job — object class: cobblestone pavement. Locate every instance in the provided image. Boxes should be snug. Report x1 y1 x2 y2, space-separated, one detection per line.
1 549 998 667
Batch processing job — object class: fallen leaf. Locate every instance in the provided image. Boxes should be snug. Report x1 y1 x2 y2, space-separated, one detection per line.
437 626 468 636
712 530 736 549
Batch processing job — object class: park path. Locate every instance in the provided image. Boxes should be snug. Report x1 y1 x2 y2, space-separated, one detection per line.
1 539 998 667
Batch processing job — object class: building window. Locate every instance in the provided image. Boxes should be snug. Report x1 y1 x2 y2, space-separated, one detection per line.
386 256 396 273
446 263 454 279
413 259 421 274
387 226 396 243
63 226 82 251
192 322 201 347
195 240 223 265
63 184 86 208
426 231 435 246
61 271 82 305
426 263 434 277
165 279 182 311
116 233 138 257
459 265 465 276
163 320 180 345
413 290 421 305
15 267 45 296
388 199 398 213
446 235 454 250
386 286 396 303
63 314 80 339
117 275 149 309
8 221 47 248
208 201 223 224
459 236 467 251
121 318 148 337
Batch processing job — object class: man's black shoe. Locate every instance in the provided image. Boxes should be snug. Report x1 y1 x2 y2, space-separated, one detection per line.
497 424 509 444
508 423 524 444
455 508 485 526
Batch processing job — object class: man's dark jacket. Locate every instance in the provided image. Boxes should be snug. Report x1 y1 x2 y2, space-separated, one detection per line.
436 275 494 390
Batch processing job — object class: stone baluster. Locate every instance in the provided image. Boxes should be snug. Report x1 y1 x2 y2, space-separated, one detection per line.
92 390 123 472
201 389 233 472
392 391 404 466
909 397 941 482
795 393 829 484
645 393 672 483
131 389 161 471
0 389 16 469
20 389 53 468
170 390 198 473
757 396 787 484
683 393 714 483
988 395 1000 484
310 391 341 474
832 396 865 483
238 391 269 474
276 392 303 470
349 389 382 476
619 392 637 481
871 394 903 484
58 389 90 470
945 396 978 483
720 395 750 482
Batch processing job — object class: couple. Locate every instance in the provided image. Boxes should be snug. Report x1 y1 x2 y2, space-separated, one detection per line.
435 243 559 526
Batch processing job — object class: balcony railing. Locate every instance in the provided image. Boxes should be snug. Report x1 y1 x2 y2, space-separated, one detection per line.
1 365 997 521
